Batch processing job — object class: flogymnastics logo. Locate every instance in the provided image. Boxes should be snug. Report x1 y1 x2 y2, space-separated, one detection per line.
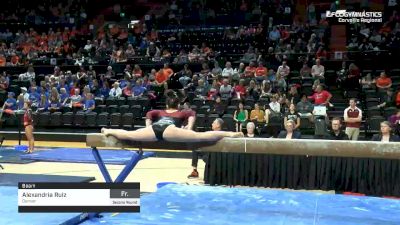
326 10 383 23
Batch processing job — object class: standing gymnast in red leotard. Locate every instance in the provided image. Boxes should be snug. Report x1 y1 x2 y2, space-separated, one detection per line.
102 90 243 142
23 101 34 154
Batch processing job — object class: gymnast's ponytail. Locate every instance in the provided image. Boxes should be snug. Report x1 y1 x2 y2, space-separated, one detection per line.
165 90 180 109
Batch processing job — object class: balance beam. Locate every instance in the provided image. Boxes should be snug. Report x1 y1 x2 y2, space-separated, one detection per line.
86 133 400 160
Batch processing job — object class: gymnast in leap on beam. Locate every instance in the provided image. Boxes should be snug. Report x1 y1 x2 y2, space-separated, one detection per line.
101 90 244 142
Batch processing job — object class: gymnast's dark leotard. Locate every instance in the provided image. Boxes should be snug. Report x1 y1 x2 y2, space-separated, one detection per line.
146 110 196 141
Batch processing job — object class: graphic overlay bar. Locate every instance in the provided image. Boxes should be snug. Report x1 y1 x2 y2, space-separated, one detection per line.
18 182 140 213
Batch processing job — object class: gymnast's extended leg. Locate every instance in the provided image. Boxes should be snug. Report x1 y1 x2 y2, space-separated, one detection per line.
163 126 243 142
101 127 158 141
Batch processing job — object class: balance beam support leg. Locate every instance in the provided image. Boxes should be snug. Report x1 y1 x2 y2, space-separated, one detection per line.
91 147 113 183
115 149 144 183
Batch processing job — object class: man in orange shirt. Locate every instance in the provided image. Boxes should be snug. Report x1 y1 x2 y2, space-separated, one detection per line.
0 54 6 67
255 62 267 83
375 72 392 91
244 61 257 78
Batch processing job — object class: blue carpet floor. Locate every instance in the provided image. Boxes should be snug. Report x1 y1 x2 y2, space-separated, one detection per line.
82 184 400 225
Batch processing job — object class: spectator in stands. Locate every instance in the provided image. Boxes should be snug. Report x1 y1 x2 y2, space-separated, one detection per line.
60 88 69 108
311 58 325 79
125 44 135 58
234 79 247 99
315 46 327 60
308 85 332 106
234 63 246 79
188 118 224 179
242 47 257 63
277 60 290 78
234 102 248 132
83 93 95 112
109 82 122 98
48 88 60 112
287 85 300 104
19 66 35 82
278 120 301 139
211 61 222 78
300 63 311 78
71 88 83 109
195 79 208 99
207 80 219 100
275 74 287 93
178 64 192 87
133 79 147 97
378 89 395 109
344 98 362 140
297 94 314 118
20 87 30 102
255 62 267 83
345 63 361 90
269 26 281 42
16 94 24 110
265 94 281 124
246 80 260 100
375 72 392 91
37 94 49 112
394 88 400 108
246 122 257 137
212 96 225 117
371 121 400 142
389 110 400 135
103 66 114 80
284 103 300 130
325 117 349 140
146 42 160 58
3 92 17 115
122 82 133 97
360 73 375 89
99 82 110 98
260 80 273 98
222 62 234 79
250 102 265 126
132 64 143 78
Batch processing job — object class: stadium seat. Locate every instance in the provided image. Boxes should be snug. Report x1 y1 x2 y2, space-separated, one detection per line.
222 114 235 131
207 114 219 129
117 97 126 106
86 112 97 127
74 111 86 126
119 105 130 114
105 97 117 106
107 105 118 114
62 112 74 126
226 106 237 115
110 113 121 128
97 112 109 127
122 113 134 129
367 116 385 134
195 114 206 131
50 112 62 127
126 97 137 107
131 105 142 119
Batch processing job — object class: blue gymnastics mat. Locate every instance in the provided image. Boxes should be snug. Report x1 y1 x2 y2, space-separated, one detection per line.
20 148 155 165
83 184 400 225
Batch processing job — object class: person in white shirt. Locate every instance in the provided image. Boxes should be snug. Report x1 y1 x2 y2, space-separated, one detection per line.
222 61 234 78
19 66 35 81
20 87 30 101
109 82 122 97
343 98 362 140
265 95 281 125
311 58 325 79
277 60 290 78
84 40 92 51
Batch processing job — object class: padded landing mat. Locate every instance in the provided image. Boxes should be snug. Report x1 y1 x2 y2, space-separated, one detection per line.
0 149 34 164
83 184 400 225
20 148 155 165
0 173 95 186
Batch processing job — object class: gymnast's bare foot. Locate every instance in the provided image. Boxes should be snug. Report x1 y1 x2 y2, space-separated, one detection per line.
230 132 244 138
101 128 110 136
